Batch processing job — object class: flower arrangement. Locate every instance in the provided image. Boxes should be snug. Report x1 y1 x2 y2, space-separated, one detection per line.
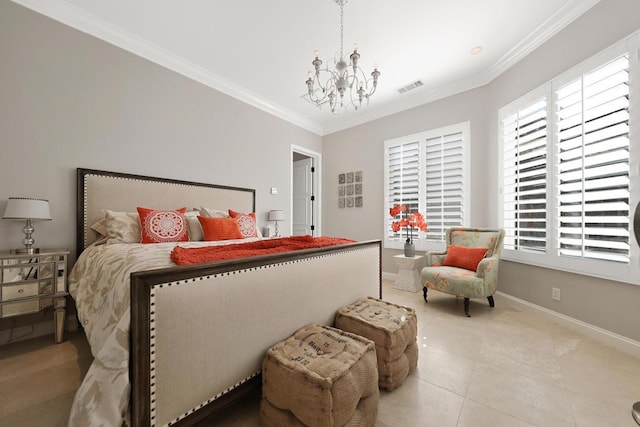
389 204 427 244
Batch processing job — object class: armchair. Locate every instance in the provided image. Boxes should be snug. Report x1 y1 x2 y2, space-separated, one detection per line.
421 227 505 317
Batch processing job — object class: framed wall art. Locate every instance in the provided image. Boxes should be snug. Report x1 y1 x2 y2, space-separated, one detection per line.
338 171 363 208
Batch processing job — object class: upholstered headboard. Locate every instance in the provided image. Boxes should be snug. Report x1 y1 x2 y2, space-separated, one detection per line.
76 168 255 253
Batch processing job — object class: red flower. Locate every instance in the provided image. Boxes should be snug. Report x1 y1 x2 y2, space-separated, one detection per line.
389 204 428 243
408 212 427 232
389 204 407 217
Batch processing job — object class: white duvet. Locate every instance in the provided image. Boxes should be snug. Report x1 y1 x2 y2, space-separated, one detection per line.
67 239 257 427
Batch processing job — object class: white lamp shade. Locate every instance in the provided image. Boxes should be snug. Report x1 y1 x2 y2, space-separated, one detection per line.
3 197 51 220
268 210 284 221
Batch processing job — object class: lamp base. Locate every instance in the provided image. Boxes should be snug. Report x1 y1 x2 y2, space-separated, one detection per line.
11 248 40 255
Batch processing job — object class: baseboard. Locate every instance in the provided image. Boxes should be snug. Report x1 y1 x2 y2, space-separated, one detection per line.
0 315 78 346
496 291 640 359
382 272 397 281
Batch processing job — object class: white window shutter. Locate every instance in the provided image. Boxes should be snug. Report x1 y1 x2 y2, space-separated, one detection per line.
501 98 548 252
555 54 630 263
384 123 468 249
425 131 464 241
386 140 420 242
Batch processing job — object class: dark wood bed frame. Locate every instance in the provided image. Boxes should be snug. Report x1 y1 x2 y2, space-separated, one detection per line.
76 168 382 426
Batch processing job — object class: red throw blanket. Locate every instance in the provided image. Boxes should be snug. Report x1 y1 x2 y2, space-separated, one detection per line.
171 235 356 266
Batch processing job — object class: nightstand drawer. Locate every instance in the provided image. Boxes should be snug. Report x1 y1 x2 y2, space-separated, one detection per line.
2 282 39 301
1 299 40 317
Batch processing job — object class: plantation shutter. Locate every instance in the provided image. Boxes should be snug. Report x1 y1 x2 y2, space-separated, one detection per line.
386 140 420 241
501 98 548 252
425 131 464 241
555 54 630 263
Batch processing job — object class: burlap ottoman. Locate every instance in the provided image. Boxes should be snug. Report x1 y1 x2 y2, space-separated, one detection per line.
335 297 418 391
260 324 379 427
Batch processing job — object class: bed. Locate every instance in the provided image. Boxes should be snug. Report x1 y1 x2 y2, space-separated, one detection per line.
69 168 382 426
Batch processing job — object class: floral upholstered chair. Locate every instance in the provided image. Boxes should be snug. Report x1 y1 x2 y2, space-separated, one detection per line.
421 227 505 317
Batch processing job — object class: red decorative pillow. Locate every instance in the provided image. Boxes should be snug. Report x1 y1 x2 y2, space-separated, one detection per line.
228 209 259 238
136 207 188 244
442 246 488 271
198 216 243 241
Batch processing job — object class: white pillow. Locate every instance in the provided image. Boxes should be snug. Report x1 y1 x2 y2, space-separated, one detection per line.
104 210 141 244
200 206 230 218
185 211 204 241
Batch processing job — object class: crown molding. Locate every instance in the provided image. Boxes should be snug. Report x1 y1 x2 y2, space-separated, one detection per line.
11 0 324 135
322 0 602 135
12 0 600 137
321 73 488 135
481 0 602 83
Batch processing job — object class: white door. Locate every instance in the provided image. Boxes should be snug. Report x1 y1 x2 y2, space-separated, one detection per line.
292 157 314 235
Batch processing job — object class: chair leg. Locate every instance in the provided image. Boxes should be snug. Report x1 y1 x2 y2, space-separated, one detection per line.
464 298 470 317
423 287 428 303
487 295 495 307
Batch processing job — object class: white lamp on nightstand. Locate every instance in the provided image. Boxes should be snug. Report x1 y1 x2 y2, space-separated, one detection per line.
3 197 51 254
268 210 284 237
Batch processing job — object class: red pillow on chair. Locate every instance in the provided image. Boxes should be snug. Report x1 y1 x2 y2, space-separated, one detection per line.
442 246 488 271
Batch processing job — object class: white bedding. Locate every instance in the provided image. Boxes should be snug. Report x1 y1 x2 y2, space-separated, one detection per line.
67 239 258 427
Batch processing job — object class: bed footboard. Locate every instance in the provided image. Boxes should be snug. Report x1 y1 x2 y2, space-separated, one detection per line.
131 240 381 426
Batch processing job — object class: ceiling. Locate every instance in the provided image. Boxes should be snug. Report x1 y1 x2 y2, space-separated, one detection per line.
15 0 600 135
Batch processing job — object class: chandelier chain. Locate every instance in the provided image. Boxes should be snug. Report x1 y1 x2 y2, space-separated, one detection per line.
304 0 380 114
339 0 344 58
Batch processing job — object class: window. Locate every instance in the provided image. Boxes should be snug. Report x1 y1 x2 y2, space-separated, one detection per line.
501 97 548 253
384 122 469 251
556 55 630 263
499 34 639 284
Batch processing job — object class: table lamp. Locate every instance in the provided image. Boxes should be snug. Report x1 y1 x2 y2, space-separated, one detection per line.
268 210 284 237
3 197 52 254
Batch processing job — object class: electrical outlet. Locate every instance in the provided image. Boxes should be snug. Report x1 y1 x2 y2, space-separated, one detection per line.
552 287 561 301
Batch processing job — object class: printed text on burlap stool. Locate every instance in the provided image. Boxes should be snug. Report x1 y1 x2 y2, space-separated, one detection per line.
335 297 418 391
260 324 379 427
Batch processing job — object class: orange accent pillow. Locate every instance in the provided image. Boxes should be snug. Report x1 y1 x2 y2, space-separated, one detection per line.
442 246 488 271
136 207 188 243
228 209 259 238
198 216 243 241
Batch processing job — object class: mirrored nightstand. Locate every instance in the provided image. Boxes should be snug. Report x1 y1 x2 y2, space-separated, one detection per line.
0 249 69 343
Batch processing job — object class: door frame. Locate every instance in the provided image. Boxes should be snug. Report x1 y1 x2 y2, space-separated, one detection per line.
290 144 322 236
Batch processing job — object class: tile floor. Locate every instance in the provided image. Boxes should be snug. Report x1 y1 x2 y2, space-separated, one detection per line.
1 279 639 426
213 280 640 426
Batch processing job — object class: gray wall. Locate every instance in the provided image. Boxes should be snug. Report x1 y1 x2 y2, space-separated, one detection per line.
487 0 640 342
322 86 492 273
0 1 321 261
2 0 639 342
323 0 640 342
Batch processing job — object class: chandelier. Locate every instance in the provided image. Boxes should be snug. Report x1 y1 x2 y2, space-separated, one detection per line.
305 0 381 114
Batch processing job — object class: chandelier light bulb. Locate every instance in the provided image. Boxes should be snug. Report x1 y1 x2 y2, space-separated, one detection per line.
304 0 381 114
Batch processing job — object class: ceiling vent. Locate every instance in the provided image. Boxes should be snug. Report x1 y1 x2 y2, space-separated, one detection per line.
397 80 423 94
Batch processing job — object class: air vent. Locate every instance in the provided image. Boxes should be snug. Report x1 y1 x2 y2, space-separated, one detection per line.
397 80 423 94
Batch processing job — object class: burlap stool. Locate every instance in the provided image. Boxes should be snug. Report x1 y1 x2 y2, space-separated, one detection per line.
335 297 418 391
260 324 379 427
